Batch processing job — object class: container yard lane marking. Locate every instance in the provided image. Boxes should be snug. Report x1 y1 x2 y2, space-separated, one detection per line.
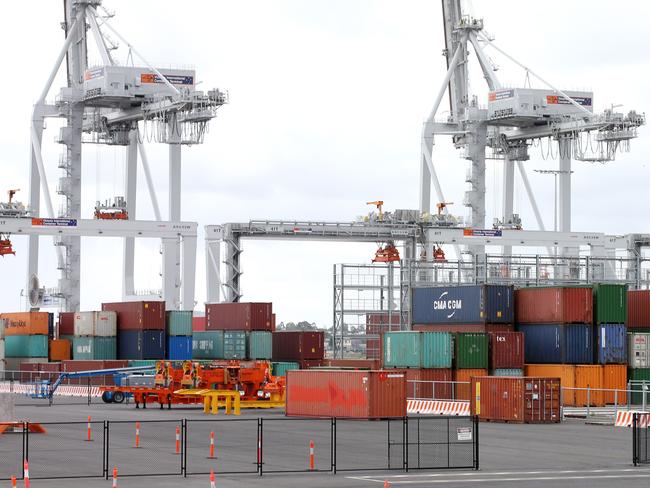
346 468 650 484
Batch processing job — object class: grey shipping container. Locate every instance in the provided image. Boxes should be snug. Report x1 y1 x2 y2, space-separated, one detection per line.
247 331 272 359
166 311 193 336
412 285 514 324
224 331 247 359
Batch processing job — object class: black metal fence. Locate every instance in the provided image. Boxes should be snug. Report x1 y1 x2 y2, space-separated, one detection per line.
0 416 478 480
633 413 650 466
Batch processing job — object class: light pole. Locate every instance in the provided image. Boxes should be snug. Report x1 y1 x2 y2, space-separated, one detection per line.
534 169 574 232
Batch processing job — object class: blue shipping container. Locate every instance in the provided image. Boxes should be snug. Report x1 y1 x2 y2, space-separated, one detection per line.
412 285 513 324
596 323 627 364
118 330 166 360
564 324 593 364
517 324 564 363
167 336 192 360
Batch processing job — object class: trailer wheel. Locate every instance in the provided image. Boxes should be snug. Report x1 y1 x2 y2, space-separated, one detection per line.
113 391 125 404
101 391 114 403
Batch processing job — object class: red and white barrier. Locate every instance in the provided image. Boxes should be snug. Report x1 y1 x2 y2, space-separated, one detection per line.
407 400 470 416
615 410 649 427
0 382 102 397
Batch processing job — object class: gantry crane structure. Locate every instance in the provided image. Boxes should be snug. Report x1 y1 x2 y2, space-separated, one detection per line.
419 0 644 260
18 0 227 311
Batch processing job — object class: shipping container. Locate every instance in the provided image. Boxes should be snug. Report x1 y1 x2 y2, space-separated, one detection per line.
630 368 650 404
453 368 488 401
454 333 488 369
18 362 60 383
515 286 593 324
404 368 452 400
223 331 247 359
101 301 165 331
321 359 381 369
166 311 193 336
470 376 561 423
593 283 627 324
166 336 192 360
192 316 207 332
272 331 325 360
72 337 117 360
383 331 421 368
412 285 514 324
629 332 650 368
271 314 276 332
628 290 650 328
297 359 324 369
518 324 563 363
61 360 128 385
192 331 224 359
73 311 117 337
595 324 627 364
0 312 50 336
574 365 604 407
5 335 48 357
413 324 514 333
117 330 165 360
366 313 401 360
49 339 71 361
286 370 406 418
58 312 75 336
602 364 627 405
565 324 593 364
489 331 524 370
491 368 524 376
272 361 300 377
524 364 576 406
205 302 273 331
422 332 453 368
247 331 272 359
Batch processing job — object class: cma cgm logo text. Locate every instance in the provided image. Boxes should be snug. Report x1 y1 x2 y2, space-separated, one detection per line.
433 291 462 319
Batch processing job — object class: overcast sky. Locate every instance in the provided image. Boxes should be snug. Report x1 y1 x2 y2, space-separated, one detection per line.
1 0 649 327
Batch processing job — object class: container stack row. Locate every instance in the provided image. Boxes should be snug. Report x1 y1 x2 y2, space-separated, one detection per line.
72 311 117 360
102 301 166 360
0 312 53 370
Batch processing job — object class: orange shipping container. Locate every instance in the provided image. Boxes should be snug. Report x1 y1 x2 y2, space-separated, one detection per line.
603 364 627 405
453 369 488 401
525 364 576 406
575 365 604 407
49 339 71 361
0 312 49 336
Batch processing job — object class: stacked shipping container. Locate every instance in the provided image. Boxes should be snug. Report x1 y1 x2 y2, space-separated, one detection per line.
102 301 166 360
166 311 192 360
72 311 117 360
1 312 50 365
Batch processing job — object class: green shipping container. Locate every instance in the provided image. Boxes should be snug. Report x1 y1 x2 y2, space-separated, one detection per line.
421 332 453 368
72 337 117 360
248 331 272 359
5 335 49 358
192 331 224 359
630 368 650 405
383 331 421 368
272 361 300 377
166 311 193 336
224 331 247 359
454 333 488 369
593 283 627 324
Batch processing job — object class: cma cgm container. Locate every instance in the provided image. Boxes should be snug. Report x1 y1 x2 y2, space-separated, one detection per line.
413 324 514 333
205 302 273 331
286 370 406 418
454 333 488 369
117 330 165 360
72 337 117 360
192 331 224 359
102 301 165 331
412 285 513 324
593 283 627 324
405 368 452 400
167 336 192 360
525 364 576 407
73 311 117 337
166 311 193 336
58 312 75 336
0 312 50 336
595 324 627 364
629 332 650 368
489 331 524 369
628 290 650 328
470 376 561 423
515 287 593 324
272 331 325 360
247 331 272 359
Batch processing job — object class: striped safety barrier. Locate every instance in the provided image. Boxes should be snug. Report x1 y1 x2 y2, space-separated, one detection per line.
407 400 470 416
615 410 649 427
0 382 102 398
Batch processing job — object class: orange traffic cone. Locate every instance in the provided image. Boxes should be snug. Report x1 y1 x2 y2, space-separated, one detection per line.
384 480 389 488
210 469 216 488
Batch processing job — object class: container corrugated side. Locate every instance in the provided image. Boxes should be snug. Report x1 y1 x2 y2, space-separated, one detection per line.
117 330 165 359
286 370 406 418
489 331 524 369
166 311 193 336
272 331 325 360
517 324 564 364
413 324 514 333
74 311 117 337
223 331 247 359
58 312 75 336
166 336 192 360
365 313 401 360
72 337 117 360
271 361 300 377
247 331 272 359
564 324 593 364
101 301 165 331
515 287 593 324
453 368 488 401
205 302 273 331
602 364 627 404
0 312 50 336
525 364 576 406
491 368 524 376
628 290 650 328
421 332 453 368
49 339 70 361
574 365 604 407
4 335 48 358
629 368 650 404
454 333 488 369
383 332 421 368
596 324 627 364
192 331 224 359
629 332 650 368
404 368 452 400
593 284 627 324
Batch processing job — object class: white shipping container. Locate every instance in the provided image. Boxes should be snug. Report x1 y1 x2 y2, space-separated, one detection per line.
629 332 650 369
74 311 117 337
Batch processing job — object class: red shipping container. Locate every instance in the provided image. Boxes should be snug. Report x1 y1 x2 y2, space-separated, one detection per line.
58 312 75 336
488 332 524 369
404 368 452 400
297 359 324 369
192 316 207 332
272 331 325 360
453 369 487 401
101 301 165 331
271 314 276 332
322 359 381 369
628 290 650 328
366 313 401 360
515 287 593 324
286 370 406 418
413 324 514 333
61 360 128 385
205 302 273 331
470 376 561 423
19 362 61 383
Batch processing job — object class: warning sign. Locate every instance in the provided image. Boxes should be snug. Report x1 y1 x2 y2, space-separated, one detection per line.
457 427 472 441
